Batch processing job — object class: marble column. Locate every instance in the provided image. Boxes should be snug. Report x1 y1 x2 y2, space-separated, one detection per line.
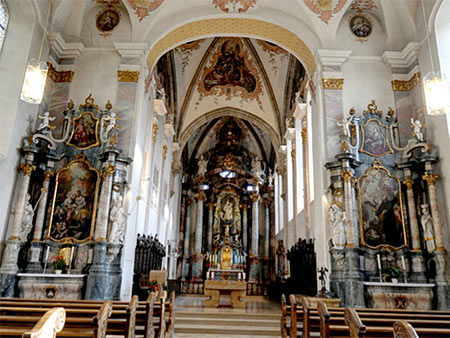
263 198 271 258
192 191 206 280
86 148 122 300
182 198 193 280
249 192 260 282
206 201 214 252
422 172 445 251
341 167 358 246
402 172 426 282
242 203 248 253
0 149 36 296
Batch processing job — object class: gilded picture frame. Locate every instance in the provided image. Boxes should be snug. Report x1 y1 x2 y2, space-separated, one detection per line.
360 118 394 157
66 111 100 150
357 161 407 249
48 154 100 244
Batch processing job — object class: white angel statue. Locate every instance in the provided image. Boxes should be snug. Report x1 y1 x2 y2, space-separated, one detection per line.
411 118 424 142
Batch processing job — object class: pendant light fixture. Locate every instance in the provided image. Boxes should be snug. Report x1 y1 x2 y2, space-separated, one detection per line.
20 1 52 104
421 0 450 115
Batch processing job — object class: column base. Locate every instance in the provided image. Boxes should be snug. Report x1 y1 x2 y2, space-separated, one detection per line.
26 242 44 273
85 242 122 300
248 256 260 282
191 253 204 281
433 251 450 310
0 273 16 297
343 247 365 307
182 257 190 280
409 251 427 283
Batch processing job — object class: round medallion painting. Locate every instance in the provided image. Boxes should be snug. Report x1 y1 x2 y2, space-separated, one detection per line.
349 15 372 38
96 7 121 37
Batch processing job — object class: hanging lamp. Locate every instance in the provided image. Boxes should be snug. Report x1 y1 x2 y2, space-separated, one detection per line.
421 0 450 115
20 1 52 104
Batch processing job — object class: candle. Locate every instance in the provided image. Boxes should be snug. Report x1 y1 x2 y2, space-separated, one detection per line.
401 255 406 270
44 246 50 262
376 254 382 272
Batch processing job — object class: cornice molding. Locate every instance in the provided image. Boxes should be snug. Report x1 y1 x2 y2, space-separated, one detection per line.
316 49 352 67
114 42 149 59
47 33 85 59
382 42 422 69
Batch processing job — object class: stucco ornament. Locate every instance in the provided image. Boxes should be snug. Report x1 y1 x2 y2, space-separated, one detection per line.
125 0 164 21
303 0 347 24
213 0 258 13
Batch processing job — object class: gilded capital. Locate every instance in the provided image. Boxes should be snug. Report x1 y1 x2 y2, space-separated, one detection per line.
118 70 140 83
240 203 249 211
196 191 207 202
206 201 216 209
263 198 272 208
422 172 439 186
20 163 36 176
322 78 343 90
102 164 116 179
162 145 168 159
291 149 296 161
186 198 193 206
301 127 307 144
403 177 414 189
341 171 353 182
44 170 54 181
391 72 420 92
152 122 158 143
250 193 260 203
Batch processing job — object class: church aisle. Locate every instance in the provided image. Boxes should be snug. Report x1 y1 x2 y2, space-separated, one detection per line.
173 295 281 337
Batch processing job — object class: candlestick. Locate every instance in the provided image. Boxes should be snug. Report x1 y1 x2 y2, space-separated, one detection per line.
43 245 50 274
401 255 407 283
68 246 74 274
376 254 382 282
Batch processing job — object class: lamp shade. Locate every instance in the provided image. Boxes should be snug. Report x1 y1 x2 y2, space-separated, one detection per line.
423 72 450 116
20 59 48 104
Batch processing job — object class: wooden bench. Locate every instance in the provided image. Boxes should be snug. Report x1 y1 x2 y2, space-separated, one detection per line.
0 301 112 338
281 294 291 338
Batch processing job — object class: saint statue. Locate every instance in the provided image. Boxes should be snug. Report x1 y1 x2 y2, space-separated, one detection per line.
101 112 118 142
329 204 346 249
420 204 435 253
220 200 234 223
108 195 127 245
410 118 424 142
251 156 264 184
197 155 208 177
20 194 34 242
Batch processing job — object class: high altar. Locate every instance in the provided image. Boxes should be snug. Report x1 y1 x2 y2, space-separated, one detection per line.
179 118 275 299
0 95 131 300
326 101 449 310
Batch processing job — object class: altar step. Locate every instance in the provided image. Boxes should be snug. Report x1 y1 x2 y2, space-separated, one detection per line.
174 310 281 337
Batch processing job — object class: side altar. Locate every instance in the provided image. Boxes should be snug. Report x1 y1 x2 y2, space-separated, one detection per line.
17 273 86 300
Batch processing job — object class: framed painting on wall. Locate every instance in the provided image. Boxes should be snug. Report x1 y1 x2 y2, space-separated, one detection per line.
66 111 100 150
48 154 100 243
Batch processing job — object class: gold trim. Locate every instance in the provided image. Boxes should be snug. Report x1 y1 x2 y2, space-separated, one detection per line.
322 78 343 90
47 63 74 82
357 161 408 250
48 154 100 244
422 172 439 186
20 163 36 176
101 164 116 179
66 111 101 150
118 70 140 82
152 121 158 143
112 183 122 192
391 72 420 92
332 188 343 198
79 94 99 110
196 191 207 202
359 118 394 157
403 177 414 189
146 18 316 76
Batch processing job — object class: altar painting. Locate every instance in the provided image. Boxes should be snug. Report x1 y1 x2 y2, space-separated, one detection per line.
360 119 393 157
49 155 100 243
66 112 100 150
358 162 407 249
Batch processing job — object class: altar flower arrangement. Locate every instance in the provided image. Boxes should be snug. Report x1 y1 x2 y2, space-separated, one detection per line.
149 278 160 292
52 255 67 272
386 266 403 283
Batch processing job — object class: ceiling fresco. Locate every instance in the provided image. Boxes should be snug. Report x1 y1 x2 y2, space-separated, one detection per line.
124 0 164 21
303 0 348 23
212 0 259 13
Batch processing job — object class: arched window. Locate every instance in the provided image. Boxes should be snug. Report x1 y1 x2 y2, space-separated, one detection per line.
0 0 8 52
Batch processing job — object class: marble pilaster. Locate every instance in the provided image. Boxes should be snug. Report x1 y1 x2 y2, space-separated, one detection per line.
241 204 248 253
182 198 193 280
422 171 445 251
192 191 206 280
249 193 260 282
206 202 214 252
94 160 116 241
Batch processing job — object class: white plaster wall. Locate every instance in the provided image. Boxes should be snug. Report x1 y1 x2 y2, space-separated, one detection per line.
69 51 120 106
0 1 43 255
342 59 395 115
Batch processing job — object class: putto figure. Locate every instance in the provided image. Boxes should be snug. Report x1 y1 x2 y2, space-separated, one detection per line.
410 118 424 142
37 112 56 132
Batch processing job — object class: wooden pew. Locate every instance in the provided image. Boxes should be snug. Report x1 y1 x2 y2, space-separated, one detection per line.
393 320 419 338
0 301 112 338
280 294 291 338
0 307 66 338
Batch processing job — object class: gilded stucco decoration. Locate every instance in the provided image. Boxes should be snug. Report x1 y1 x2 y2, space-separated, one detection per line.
118 70 140 82
303 0 347 24
198 38 263 101
391 73 421 92
47 63 74 82
175 39 205 74
125 0 164 22
213 0 258 13
322 78 344 90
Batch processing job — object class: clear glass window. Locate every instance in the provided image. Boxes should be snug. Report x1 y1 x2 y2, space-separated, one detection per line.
0 1 8 52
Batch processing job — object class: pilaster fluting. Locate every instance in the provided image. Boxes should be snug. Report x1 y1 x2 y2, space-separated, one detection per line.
403 177 421 250
242 204 248 252
32 170 53 241
342 169 358 246
250 193 260 257
9 162 36 240
94 163 116 241
206 202 214 252
194 192 206 253
422 172 444 250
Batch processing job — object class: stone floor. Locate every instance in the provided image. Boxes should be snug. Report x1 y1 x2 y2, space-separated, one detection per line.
174 295 281 337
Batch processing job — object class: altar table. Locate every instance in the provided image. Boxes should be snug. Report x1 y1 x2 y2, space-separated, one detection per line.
204 279 246 308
